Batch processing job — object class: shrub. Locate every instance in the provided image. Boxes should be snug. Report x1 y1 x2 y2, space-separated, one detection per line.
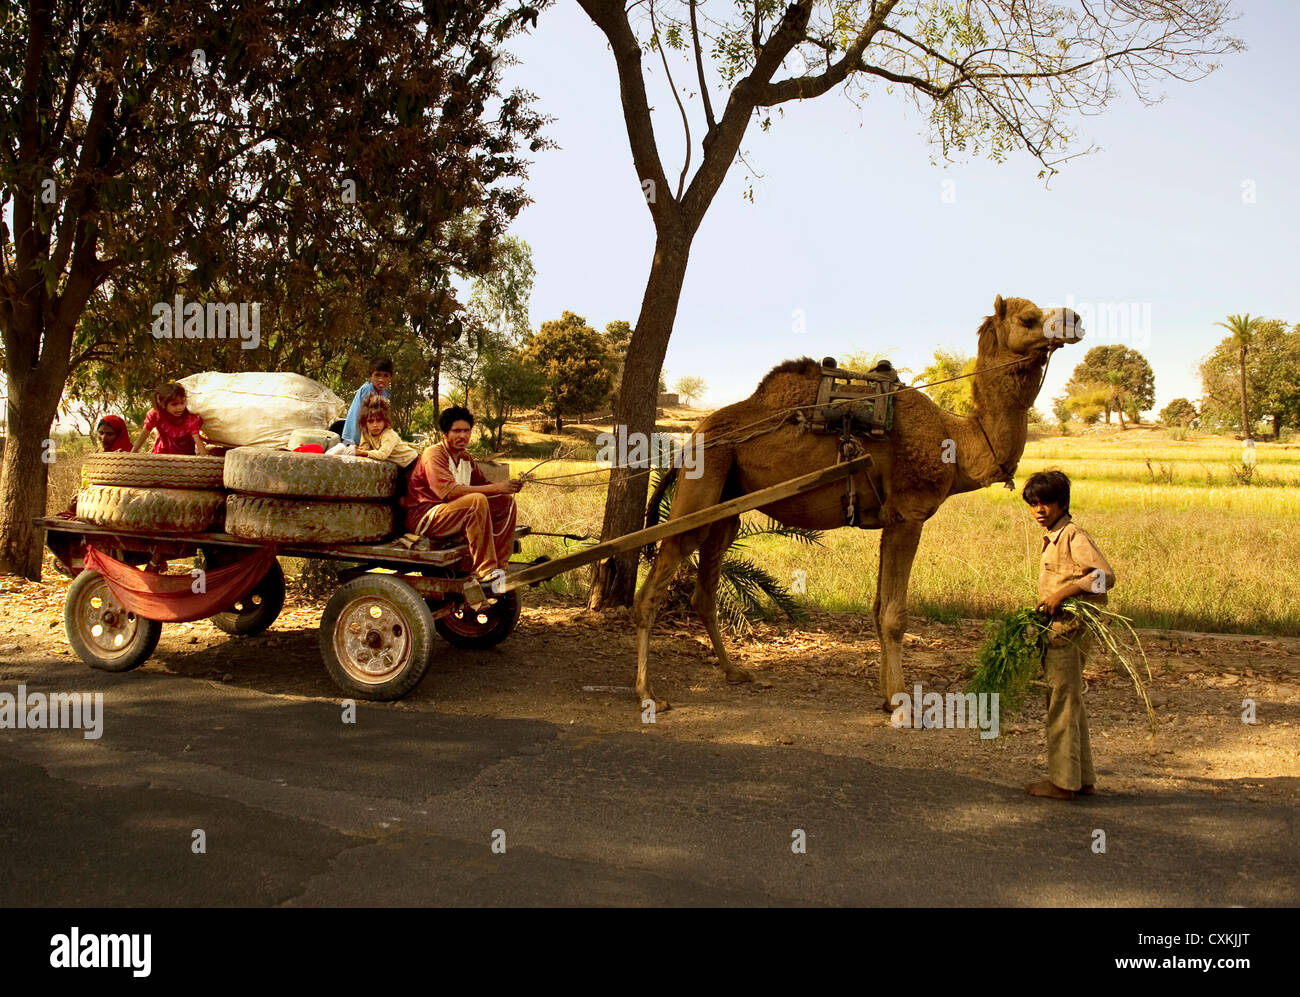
286 557 360 601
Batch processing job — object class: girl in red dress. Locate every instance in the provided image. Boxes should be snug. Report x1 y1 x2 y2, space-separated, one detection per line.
134 382 208 455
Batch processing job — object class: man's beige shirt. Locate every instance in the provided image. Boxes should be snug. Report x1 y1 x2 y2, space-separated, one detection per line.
1039 513 1116 608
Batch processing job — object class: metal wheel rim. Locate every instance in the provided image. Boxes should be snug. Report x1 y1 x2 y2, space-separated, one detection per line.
73 578 141 658
332 595 414 685
441 597 506 636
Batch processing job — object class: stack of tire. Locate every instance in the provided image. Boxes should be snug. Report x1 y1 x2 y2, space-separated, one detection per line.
78 454 227 532
222 447 397 543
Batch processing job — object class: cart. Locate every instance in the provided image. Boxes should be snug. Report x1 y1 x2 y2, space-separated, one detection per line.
38 454 872 701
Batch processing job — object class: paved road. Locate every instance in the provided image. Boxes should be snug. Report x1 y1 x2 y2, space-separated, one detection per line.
1 659 1296 906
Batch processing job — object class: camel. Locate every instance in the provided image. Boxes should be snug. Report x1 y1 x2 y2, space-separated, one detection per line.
632 295 1084 711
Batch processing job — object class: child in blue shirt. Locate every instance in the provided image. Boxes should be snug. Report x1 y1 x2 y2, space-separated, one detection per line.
341 357 393 445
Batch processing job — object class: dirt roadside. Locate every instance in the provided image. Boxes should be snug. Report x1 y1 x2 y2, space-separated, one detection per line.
2 557 1297 807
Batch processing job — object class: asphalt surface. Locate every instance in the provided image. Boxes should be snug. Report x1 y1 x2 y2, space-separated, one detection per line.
1 658 1296 906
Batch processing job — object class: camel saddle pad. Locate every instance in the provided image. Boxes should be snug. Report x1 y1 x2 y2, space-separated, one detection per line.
805 357 901 438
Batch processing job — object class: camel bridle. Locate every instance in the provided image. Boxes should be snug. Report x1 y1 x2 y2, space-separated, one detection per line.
972 342 1060 489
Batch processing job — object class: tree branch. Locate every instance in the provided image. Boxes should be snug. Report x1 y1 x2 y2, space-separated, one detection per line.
577 0 676 224
680 1 818 222
758 0 899 105
47 76 117 283
48 11 103 155
649 1 691 201
68 341 117 371
10 0 54 343
690 0 716 135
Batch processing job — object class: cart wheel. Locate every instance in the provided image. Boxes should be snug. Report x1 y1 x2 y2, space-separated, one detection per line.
434 590 521 650
319 575 435 701
64 570 162 672
209 561 285 637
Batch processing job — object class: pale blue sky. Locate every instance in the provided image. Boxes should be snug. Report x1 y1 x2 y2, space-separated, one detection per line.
501 1 1299 413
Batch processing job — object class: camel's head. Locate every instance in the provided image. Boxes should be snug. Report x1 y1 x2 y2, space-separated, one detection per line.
988 295 1084 357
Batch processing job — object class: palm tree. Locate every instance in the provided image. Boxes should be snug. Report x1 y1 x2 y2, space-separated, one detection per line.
644 469 825 636
1215 314 1265 438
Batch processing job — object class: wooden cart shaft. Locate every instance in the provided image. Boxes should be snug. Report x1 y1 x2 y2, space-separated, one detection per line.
494 453 873 592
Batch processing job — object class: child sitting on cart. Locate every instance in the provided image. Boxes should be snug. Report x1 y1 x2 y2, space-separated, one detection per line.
354 395 420 501
401 406 523 585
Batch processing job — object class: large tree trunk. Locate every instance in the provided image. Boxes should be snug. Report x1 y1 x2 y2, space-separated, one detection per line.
1239 343 1251 438
0 386 59 580
587 229 691 609
576 0 807 608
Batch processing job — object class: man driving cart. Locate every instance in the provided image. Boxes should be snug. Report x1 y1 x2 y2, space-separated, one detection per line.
401 406 525 586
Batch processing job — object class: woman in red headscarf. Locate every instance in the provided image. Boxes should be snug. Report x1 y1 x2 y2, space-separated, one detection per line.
94 415 133 453
61 415 137 518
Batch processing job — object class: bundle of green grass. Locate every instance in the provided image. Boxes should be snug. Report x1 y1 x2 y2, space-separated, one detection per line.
966 599 1156 731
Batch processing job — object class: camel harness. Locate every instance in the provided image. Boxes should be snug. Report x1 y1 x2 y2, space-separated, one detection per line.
796 356 902 526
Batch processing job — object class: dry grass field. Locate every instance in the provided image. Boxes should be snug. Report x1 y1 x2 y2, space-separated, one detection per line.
506 421 1300 637
41 416 1298 636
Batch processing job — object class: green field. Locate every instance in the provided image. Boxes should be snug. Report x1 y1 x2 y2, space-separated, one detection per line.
509 430 1300 637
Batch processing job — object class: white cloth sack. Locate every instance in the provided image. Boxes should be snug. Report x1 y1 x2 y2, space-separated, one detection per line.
179 371 345 449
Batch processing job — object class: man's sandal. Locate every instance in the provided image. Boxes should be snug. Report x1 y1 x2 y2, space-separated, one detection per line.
390 533 431 551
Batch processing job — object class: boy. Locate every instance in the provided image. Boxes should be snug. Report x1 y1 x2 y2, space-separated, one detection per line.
1021 470 1116 801
341 358 393 446
404 406 523 584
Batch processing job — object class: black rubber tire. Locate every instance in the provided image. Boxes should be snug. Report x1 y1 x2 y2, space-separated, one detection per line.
225 495 393 543
83 452 226 489
224 446 396 499
208 560 286 636
64 570 163 672
77 485 225 533
319 575 436 700
434 589 521 650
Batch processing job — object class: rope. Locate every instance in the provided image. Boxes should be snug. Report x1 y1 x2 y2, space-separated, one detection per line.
976 346 1060 488
517 352 1044 488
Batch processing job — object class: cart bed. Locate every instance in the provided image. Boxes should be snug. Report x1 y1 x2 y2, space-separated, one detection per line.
37 516 532 573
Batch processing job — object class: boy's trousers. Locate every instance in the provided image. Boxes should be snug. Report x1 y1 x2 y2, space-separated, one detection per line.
1044 622 1096 792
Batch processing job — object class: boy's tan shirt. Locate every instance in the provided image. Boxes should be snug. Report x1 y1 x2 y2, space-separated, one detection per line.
1038 513 1116 607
